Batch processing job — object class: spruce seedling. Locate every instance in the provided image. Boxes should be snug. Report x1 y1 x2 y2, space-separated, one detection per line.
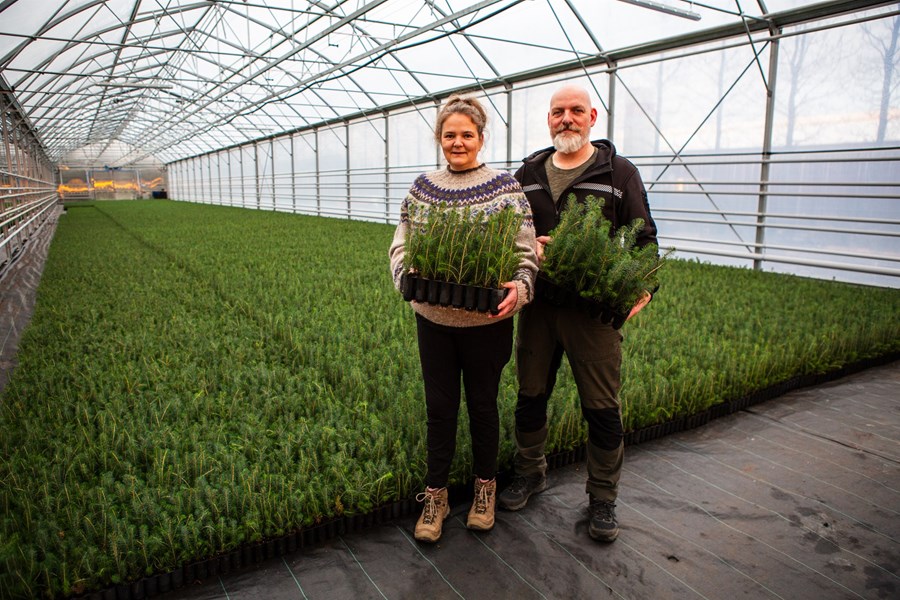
403 203 524 289
541 195 669 318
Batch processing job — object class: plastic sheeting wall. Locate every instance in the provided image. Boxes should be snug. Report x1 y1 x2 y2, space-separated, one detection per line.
169 15 900 288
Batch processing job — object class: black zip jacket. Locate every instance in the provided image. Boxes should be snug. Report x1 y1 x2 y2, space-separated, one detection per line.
514 139 658 248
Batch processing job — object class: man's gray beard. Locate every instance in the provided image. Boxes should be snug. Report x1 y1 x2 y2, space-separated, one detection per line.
552 130 589 154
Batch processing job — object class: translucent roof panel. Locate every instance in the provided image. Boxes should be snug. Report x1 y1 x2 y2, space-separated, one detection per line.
0 0 888 166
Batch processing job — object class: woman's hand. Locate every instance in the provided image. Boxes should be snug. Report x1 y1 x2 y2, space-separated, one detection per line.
490 281 518 318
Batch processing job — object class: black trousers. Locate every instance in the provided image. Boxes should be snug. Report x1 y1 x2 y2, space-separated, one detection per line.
416 314 514 488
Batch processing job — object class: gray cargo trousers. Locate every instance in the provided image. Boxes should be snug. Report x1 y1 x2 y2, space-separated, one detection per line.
514 299 624 502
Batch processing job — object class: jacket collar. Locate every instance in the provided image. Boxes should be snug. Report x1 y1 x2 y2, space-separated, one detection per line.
523 139 615 171
522 139 616 182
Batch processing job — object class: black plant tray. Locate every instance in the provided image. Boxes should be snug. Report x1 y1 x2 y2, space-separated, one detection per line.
400 273 508 315
534 275 628 329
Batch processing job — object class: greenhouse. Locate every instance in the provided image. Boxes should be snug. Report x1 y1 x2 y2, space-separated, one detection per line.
0 1 898 599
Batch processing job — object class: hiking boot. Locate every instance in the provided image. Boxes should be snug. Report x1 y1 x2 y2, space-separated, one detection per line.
587 496 619 542
414 487 449 543
497 473 547 511
467 478 496 531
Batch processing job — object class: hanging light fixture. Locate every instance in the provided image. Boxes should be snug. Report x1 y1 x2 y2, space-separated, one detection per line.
96 81 173 90
616 0 701 21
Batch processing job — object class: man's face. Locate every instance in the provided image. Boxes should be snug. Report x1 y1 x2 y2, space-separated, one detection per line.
548 89 597 154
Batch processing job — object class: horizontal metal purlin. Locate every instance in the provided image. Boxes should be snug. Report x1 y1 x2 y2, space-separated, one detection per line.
672 245 900 277
647 179 900 189
652 207 900 226
655 215 899 237
658 234 900 262
651 189 898 201
0 196 57 251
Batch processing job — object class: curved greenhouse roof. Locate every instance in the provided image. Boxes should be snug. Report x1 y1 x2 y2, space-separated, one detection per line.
2 0 892 166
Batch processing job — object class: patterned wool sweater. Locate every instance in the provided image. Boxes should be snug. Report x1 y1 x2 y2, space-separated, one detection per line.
389 164 538 328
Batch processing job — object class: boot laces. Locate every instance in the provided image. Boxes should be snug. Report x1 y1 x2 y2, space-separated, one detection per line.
473 480 493 515
590 499 616 521
507 474 529 495
416 490 440 524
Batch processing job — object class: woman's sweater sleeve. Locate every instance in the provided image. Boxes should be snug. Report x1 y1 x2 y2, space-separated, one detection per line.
388 196 411 290
510 193 538 303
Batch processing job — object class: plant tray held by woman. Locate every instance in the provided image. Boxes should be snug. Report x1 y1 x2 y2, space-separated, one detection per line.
399 203 526 314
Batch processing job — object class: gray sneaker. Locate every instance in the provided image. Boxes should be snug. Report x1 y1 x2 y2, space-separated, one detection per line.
587 496 619 542
497 473 547 511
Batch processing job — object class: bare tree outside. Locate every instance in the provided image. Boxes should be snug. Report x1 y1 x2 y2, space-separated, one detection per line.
862 7 900 143
778 25 835 147
652 56 683 154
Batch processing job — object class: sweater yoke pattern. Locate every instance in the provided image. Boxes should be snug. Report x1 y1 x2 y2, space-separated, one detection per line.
406 168 531 218
389 165 538 328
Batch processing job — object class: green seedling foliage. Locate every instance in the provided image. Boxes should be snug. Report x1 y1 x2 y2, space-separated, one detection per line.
0 200 897 599
541 195 671 314
403 203 524 287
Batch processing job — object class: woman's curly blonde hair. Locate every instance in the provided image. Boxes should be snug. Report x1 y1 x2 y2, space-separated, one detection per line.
434 94 488 143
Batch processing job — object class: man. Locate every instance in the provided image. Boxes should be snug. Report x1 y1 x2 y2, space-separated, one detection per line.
498 85 657 542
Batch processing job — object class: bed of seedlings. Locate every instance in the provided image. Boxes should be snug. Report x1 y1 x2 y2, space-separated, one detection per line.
1 200 897 599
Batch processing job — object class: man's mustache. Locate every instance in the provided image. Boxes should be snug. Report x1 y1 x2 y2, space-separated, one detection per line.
554 124 582 134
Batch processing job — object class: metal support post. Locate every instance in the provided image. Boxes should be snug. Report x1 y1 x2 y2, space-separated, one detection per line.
270 138 275 211
755 36 780 271
345 121 351 219
607 67 617 142
384 112 390 223
254 141 261 209
506 84 513 170
314 128 321 217
290 134 296 213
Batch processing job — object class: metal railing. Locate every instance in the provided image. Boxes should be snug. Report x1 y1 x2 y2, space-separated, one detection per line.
0 192 58 270
168 144 900 286
627 147 900 284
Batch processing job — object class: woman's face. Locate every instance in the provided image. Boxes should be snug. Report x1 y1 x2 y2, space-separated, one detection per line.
440 113 484 171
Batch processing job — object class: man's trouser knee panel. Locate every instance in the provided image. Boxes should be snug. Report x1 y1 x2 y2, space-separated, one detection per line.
583 406 623 451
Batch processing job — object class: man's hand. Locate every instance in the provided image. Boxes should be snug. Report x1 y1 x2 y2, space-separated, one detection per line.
535 235 552 265
626 290 652 321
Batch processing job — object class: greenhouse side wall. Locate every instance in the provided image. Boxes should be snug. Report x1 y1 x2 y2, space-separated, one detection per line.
166 14 900 290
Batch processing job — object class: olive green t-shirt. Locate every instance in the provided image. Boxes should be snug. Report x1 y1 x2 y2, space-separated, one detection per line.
546 147 598 207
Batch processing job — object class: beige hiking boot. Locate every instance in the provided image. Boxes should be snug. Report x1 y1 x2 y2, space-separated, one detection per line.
466 478 496 531
414 487 449 543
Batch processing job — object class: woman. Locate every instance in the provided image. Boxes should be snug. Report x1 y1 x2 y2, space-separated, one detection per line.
389 95 538 543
